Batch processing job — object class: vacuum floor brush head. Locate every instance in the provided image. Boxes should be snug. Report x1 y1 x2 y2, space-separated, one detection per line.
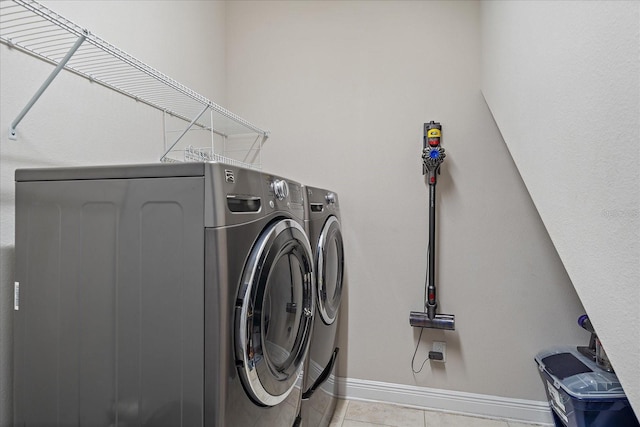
409 311 455 331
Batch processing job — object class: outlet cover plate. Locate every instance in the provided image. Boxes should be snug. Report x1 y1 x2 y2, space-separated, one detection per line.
432 341 446 363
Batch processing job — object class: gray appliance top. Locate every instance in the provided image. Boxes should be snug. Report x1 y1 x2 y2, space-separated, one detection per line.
15 162 206 182
16 162 307 227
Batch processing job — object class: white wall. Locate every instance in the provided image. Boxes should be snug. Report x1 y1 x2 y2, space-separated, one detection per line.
481 0 640 414
0 2 227 425
226 0 586 406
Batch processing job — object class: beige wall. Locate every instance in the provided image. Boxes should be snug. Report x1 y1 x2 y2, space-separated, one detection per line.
0 2 227 425
481 0 640 413
226 0 586 401
1 1 607 424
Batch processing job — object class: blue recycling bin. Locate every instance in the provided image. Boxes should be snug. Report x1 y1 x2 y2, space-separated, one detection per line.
535 347 639 427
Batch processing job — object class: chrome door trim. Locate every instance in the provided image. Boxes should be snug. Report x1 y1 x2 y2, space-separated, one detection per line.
316 216 344 325
236 218 315 406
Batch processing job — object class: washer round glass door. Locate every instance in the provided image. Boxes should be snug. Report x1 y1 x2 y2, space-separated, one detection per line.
236 218 315 406
316 216 344 325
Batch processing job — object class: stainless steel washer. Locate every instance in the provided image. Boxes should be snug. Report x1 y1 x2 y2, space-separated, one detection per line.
300 186 345 427
14 162 315 427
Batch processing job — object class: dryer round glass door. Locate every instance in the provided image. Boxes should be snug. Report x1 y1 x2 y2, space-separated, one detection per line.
236 218 315 406
316 216 344 325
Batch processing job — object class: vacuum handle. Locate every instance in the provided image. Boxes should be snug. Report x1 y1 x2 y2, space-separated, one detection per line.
422 121 446 184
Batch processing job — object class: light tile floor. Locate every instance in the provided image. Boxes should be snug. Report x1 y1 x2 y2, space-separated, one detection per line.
328 400 548 427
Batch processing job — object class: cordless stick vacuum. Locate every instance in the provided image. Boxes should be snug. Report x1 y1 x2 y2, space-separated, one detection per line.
409 121 456 331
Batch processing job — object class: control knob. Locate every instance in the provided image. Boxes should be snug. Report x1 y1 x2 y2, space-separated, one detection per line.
325 192 336 205
272 179 289 201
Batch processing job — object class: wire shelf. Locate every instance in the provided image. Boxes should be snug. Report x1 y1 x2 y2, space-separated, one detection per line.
176 146 260 170
0 0 268 167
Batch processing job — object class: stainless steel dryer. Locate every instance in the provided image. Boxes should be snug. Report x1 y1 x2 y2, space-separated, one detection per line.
300 186 345 427
14 162 315 427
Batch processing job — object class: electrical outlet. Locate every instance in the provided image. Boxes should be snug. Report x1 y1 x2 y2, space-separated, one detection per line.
432 341 446 363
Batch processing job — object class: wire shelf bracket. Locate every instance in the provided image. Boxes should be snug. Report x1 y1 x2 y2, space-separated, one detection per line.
160 104 210 162
8 32 86 140
0 0 269 167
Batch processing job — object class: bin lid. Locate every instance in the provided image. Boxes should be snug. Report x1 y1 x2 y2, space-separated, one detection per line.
535 347 628 400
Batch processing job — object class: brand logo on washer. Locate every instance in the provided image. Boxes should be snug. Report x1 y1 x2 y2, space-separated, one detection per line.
225 169 235 183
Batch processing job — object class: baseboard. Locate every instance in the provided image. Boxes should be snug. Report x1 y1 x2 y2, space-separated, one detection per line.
333 376 555 425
